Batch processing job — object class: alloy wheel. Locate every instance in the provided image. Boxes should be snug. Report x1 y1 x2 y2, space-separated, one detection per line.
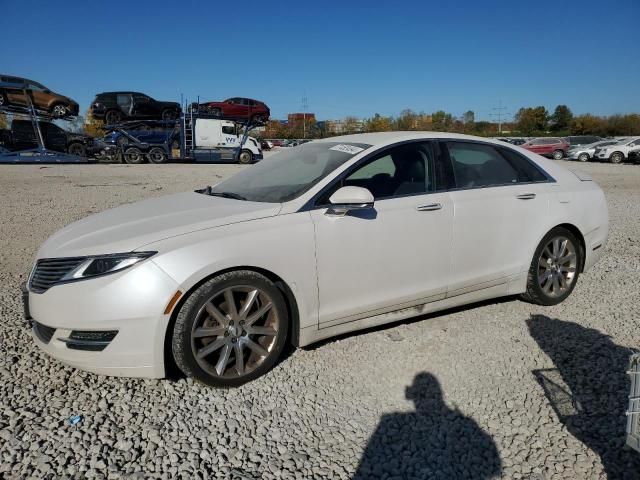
190 286 281 379
578 153 589 162
537 236 577 298
52 104 67 117
553 150 564 160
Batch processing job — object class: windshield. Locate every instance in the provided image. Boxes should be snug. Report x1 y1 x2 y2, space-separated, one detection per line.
209 142 372 203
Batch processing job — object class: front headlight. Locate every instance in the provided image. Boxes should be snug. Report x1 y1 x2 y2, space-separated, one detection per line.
63 252 156 281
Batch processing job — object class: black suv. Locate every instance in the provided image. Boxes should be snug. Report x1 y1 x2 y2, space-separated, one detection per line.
90 92 181 125
0 120 97 157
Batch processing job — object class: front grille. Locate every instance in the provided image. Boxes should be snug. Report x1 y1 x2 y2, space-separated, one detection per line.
29 257 86 293
60 330 118 351
33 321 56 344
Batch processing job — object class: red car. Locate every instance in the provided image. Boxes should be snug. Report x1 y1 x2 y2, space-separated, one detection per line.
199 97 270 122
521 137 569 160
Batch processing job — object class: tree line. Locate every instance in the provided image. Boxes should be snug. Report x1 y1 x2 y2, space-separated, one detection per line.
262 105 640 139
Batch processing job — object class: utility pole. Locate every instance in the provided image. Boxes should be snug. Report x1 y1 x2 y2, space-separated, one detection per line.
489 100 510 134
301 95 308 139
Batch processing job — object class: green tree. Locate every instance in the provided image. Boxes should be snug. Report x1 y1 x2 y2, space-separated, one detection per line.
83 109 103 137
394 109 419 130
514 106 548 135
431 110 453 131
550 105 573 132
570 114 605 135
365 113 393 132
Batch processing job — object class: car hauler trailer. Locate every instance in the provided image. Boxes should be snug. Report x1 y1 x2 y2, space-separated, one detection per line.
0 88 88 164
101 109 264 164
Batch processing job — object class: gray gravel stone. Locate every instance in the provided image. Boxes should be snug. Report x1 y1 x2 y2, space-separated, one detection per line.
1 160 640 478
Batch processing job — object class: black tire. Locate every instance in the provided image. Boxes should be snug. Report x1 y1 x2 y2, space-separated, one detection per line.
123 147 145 164
50 103 69 118
609 151 624 164
161 109 177 121
171 270 289 388
67 143 86 158
577 153 589 162
521 227 582 306
147 147 167 164
552 149 564 160
105 110 122 125
238 149 253 164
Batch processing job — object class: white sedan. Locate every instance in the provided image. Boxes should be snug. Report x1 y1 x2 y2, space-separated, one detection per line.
25 133 609 387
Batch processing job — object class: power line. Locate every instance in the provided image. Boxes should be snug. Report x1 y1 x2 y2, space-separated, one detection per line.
489 100 511 133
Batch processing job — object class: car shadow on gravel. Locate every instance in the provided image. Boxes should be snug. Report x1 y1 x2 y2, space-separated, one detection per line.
353 372 501 479
528 315 640 479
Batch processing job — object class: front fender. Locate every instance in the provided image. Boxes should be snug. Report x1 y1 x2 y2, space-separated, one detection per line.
146 213 319 330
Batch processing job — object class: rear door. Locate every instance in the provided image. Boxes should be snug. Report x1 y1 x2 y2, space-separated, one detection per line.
11 121 37 149
132 93 156 118
444 141 552 295
4 77 27 106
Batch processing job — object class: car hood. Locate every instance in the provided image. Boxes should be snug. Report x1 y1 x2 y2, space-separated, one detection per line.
37 192 281 259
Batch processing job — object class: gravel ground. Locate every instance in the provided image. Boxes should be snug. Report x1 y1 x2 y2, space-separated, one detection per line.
1 158 640 479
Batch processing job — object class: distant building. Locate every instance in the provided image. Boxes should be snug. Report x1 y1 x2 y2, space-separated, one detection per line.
324 119 365 134
288 113 316 128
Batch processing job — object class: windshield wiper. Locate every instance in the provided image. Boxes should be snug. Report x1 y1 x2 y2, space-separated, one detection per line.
196 186 247 200
209 191 247 201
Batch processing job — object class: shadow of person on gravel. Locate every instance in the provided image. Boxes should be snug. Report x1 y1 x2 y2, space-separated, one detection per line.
528 315 640 479
353 372 501 479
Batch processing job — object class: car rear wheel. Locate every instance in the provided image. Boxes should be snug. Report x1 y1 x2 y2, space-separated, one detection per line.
577 153 589 162
552 149 564 160
521 227 582 306
51 104 68 118
609 152 624 164
123 146 145 164
67 143 86 157
238 149 253 164
172 271 289 387
147 147 167 164
105 110 122 125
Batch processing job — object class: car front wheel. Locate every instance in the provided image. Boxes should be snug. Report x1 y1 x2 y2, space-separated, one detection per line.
238 149 253 164
552 149 564 160
172 271 289 388
578 153 589 162
521 227 582 306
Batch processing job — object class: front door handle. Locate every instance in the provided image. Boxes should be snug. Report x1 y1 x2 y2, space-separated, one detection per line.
516 193 536 200
416 203 442 211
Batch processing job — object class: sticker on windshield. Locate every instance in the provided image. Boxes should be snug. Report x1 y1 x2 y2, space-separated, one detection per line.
329 144 365 155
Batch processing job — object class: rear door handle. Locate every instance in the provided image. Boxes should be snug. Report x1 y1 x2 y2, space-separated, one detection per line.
416 203 442 211
516 193 536 200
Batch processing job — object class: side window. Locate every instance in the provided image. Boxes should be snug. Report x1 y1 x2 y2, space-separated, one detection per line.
26 82 45 91
498 147 548 182
342 143 434 200
447 142 519 188
221 126 235 135
116 94 132 109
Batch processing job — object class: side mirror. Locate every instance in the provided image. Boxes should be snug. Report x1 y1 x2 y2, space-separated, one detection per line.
327 186 374 216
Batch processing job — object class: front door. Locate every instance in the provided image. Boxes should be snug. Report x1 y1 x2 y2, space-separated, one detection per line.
132 93 155 118
310 141 454 326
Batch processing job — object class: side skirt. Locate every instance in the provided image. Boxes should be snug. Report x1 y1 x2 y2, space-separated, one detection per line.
298 274 526 348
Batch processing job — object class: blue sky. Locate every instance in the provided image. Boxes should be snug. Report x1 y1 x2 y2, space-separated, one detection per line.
2 0 638 121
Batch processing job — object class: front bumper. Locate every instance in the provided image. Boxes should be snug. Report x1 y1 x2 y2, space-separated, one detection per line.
27 260 180 378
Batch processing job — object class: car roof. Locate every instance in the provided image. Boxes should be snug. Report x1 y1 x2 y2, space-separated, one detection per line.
97 91 144 95
315 131 522 147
